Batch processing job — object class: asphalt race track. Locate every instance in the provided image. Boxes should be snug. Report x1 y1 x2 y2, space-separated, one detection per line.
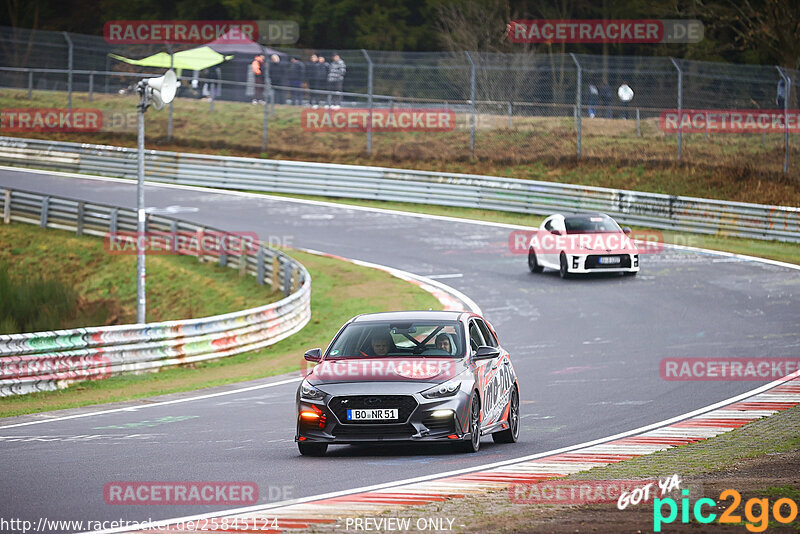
1 167 799 530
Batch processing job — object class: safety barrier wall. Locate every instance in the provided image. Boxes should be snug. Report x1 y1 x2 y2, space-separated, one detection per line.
0 186 311 396
1 136 798 242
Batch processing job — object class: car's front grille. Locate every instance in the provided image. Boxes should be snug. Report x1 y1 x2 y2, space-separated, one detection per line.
332 423 416 439
329 395 418 424
585 254 632 269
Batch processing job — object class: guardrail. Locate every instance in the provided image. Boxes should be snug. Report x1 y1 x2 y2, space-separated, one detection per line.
1 136 799 242
0 187 311 396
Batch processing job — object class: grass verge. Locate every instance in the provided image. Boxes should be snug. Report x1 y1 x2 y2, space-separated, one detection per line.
0 222 282 328
0 246 441 418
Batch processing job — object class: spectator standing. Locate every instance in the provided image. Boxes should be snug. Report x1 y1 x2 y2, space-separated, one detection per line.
777 78 786 109
270 54 287 105
600 83 613 118
327 53 346 109
306 54 319 107
248 54 265 104
317 55 329 108
288 57 305 105
587 83 599 118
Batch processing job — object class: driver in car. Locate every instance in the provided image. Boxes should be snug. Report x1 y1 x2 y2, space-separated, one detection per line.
362 333 392 357
435 333 452 354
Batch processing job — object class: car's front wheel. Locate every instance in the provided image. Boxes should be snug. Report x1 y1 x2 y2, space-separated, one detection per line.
559 252 571 279
492 387 520 444
528 248 543 273
456 394 481 453
298 442 328 456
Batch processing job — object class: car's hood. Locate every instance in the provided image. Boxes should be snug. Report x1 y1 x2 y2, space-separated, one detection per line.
306 357 465 386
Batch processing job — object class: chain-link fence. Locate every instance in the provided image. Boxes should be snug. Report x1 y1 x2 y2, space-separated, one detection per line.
1 25 797 178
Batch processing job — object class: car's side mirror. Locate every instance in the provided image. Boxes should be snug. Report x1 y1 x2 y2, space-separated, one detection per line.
622 227 632 235
304 348 322 362
550 229 562 236
473 345 500 360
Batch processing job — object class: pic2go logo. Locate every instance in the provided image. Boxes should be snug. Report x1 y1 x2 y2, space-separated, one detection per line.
654 489 799 532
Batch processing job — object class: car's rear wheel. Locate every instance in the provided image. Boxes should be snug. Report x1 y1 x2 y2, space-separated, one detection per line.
528 248 543 273
456 394 481 453
559 252 571 279
492 387 520 444
298 442 328 456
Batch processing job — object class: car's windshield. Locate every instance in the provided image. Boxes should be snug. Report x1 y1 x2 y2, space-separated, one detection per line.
565 215 620 234
326 320 465 359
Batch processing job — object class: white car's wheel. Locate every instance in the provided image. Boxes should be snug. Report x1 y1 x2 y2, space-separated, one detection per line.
528 248 543 273
559 252 570 279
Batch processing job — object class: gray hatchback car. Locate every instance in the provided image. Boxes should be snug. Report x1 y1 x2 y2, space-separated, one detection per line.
295 310 520 456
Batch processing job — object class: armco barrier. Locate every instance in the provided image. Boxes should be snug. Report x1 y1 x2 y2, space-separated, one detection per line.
1 136 799 242
0 187 311 396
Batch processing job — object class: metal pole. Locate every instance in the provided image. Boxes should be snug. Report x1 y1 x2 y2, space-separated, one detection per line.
361 49 373 155
636 108 641 137
167 44 174 142
670 57 682 160
89 71 94 101
570 53 582 158
63 32 73 112
136 91 147 323
776 67 790 174
262 76 270 151
508 101 512 129
27 70 33 99
465 51 476 159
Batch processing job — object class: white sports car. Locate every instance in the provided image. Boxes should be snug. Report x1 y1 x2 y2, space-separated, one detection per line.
527 213 639 278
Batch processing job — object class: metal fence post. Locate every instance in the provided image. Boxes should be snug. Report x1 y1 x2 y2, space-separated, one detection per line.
361 49 373 155
167 45 174 142
4 190 11 224
27 70 33 99
256 247 265 285
40 196 50 228
669 57 682 160
465 51 476 159
570 53 582 158
88 71 94 101
776 67 790 175
636 108 641 137
262 77 270 151
63 32 73 112
507 101 512 129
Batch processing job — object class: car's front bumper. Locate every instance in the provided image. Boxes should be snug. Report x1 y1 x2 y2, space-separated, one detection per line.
296 388 473 444
566 252 639 274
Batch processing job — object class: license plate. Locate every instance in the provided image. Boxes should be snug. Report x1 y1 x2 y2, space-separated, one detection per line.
347 408 399 421
599 256 621 264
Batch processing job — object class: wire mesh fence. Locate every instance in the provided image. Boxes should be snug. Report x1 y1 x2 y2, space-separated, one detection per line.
0 25 797 178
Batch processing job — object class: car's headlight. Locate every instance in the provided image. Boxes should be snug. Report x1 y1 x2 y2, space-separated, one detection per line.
421 377 462 399
300 379 326 401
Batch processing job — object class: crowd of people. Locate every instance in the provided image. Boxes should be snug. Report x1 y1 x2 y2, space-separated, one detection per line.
246 52 347 108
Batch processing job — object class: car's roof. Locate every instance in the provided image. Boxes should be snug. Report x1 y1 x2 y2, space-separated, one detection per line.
559 212 611 219
352 310 467 323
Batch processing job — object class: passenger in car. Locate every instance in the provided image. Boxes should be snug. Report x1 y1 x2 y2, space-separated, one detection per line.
435 333 452 354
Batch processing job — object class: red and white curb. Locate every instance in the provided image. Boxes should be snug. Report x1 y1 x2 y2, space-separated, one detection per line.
107 373 800 534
